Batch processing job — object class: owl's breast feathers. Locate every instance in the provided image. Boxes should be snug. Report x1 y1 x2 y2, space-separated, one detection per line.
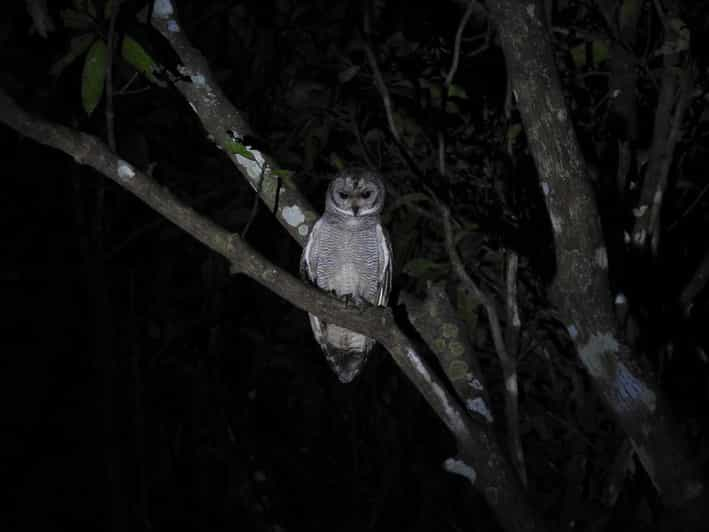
301 215 392 382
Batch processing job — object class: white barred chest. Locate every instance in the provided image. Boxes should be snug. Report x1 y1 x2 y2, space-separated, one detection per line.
314 221 382 303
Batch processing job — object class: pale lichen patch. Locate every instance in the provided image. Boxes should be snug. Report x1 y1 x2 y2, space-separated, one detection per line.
469 377 484 391
578 331 619 378
505 374 518 396
443 458 477 485
282 205 306 227
433 337 447 353
154 0 174 18
467 397 493 422
595 246 608 269
117 160 135 180
406 349 466 433
567 323 578 340
167 20 180 32
633 229 646 246
614 361 657 413
633 205 648 217
236 148 267 186
297 224 309 237
190 73 206 87
448 340 465 357
441 322 458 339
448 360 469 381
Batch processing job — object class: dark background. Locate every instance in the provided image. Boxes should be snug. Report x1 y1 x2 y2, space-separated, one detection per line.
2 1 709 531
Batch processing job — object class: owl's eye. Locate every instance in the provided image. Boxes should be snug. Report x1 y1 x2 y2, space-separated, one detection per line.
338 192 349 200
361 190 372 199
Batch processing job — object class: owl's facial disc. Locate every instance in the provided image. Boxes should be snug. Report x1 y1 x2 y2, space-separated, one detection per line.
328 176 382 217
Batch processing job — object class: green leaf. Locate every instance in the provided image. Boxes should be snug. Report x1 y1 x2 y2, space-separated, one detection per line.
121 34 161 84
403 258 450 280
224 138 256 160
329 153 345 170
270 169 294 179
447 84 468 99
428 82 442 103
50 33 95 77
591 40 609 65
81 39 107 116
570 44 586 68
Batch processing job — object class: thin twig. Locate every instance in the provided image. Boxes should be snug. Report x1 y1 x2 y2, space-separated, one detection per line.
505 250 520 356
363 7 400 143
442 205 527 486
241 165 266 239
679 247 709 316
445 0 476 88
117 72 140 94
437 131 446 175
349 104 376 169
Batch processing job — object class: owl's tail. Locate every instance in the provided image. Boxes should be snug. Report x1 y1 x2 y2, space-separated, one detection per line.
309 315 375 382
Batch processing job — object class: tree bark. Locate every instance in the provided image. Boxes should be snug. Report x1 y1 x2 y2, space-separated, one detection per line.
485 0 702 505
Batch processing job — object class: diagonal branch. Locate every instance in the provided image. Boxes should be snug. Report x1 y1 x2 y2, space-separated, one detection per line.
150 0 316 247
0 88 544 532
442 205 527 486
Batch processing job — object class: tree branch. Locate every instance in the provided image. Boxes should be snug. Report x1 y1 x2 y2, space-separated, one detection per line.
150 0 317 246
0 88 544 532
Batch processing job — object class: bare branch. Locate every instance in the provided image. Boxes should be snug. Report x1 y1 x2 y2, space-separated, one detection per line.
444 0 477 88
362 7 400 144
442 206 527 486
679 247 709 316
150 3 317 246
630 9 692 252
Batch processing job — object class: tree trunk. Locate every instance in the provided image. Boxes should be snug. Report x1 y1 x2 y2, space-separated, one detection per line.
485 0 701 506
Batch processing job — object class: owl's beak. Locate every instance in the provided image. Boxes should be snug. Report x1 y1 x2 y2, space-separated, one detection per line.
352 205 360 216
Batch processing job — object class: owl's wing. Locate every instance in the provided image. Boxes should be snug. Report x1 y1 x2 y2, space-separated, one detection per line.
301 219 329 351
300 219 323 283
376 223 393 306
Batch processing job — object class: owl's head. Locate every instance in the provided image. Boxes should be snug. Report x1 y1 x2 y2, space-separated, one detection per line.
325 168 386 218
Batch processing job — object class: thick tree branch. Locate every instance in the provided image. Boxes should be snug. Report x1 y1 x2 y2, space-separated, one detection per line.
0 89 544 532
150 0 317 246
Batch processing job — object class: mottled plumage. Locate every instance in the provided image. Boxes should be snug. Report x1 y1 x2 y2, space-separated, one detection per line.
301 169 392 382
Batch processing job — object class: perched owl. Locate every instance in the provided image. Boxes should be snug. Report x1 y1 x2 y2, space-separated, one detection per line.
301 168 393 383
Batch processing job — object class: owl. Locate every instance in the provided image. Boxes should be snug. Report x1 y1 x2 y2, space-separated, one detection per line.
301 168 393 383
